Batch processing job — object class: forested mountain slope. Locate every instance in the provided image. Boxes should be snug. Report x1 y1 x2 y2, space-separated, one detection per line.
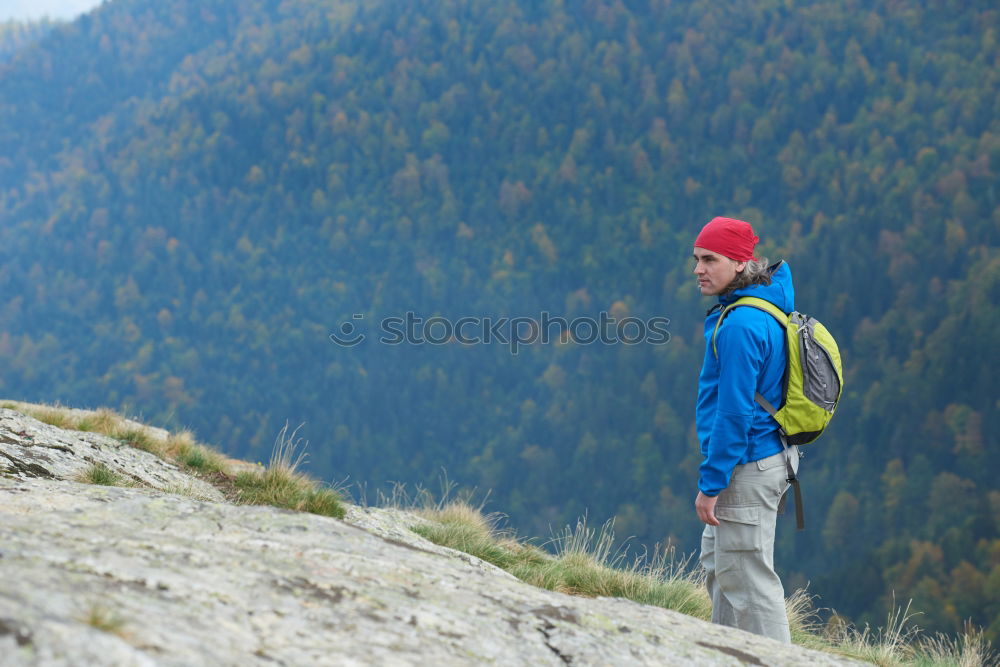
0 0 996 638
0 19 61 62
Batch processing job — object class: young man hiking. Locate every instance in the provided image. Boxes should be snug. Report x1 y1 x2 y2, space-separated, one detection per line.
692 216 798 643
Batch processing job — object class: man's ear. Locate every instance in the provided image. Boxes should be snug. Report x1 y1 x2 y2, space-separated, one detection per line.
735 261 747 273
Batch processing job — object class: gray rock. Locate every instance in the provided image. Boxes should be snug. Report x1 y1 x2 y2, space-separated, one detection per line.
0 410 864 666
0 408 223 502
343 505 519 581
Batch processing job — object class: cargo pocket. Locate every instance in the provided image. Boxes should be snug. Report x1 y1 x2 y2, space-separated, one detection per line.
715 504 761 552
755 453 785 471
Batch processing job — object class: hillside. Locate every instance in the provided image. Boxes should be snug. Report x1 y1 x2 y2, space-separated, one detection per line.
0 0 996 640
0 404 869 666
0 19 61 62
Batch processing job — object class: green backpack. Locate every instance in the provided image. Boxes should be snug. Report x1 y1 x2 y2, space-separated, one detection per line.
712 296 844 528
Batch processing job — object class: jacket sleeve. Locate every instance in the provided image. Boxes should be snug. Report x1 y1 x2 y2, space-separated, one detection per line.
698 311 767 496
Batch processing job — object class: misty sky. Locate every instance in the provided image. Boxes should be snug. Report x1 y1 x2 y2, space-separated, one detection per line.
0 0 105 21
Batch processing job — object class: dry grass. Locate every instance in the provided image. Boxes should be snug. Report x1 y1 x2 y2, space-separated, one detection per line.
76 408 125 435
10 401 992 665
822 601 922 666
413 501 995 667
79 602 128 637
818 609 998 667
11 402 345 519
913 623 997 667
20 403 156 450
25 404 78 430
413 502 549 573
160 430 227 473
231 422 345 519
116 427 160 455
413 502 711 621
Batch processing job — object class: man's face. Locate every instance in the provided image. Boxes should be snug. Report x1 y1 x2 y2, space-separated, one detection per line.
692 247 745 296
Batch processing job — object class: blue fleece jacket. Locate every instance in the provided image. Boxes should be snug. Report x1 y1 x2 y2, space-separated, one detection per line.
696 261 794 496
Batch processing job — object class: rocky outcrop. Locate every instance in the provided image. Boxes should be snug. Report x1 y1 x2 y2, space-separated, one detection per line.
0 408 863 666
0 407 223 502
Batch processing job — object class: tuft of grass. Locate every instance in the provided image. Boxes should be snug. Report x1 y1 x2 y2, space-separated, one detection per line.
785 588 838 652
269 422 310 472
531 517 711 619
232 423 345 519
77 462 127 487
782 596 996 667
162 430 197 459
27 405 77 429
234 467 345 518
80 602 127 636
177 445 227 473
76 408 123 435
161 430 227 473
413 504 711 620
162 482 219 501
118 427 159 455
824 601 922 666
912 622 997 667
412 503 548 573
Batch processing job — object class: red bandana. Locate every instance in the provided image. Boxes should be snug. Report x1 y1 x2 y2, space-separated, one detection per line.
694 217 759 261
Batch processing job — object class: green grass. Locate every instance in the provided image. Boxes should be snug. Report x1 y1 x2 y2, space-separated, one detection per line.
231 422 346 519
233 467 345 518
159 430 227 473
413 504 712 620
77 463 128 487
10 401 346 519
14 400 991 665
412 503 549 572
178 445 226 473
412 501 995 667
117 427 159 454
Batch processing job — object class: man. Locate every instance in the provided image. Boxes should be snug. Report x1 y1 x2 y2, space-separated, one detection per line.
692 216 798 643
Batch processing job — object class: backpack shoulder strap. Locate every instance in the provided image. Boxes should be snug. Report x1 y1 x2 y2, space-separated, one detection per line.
711 296 790 358
712 295 807 530
729 296 789 326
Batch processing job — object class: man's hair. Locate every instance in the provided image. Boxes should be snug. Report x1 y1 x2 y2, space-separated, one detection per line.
725 257 772 292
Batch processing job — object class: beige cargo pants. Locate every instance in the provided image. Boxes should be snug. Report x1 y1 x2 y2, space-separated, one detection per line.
700 447 799 643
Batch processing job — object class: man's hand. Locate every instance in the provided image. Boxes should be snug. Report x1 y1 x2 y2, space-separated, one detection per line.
695 491 720 526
